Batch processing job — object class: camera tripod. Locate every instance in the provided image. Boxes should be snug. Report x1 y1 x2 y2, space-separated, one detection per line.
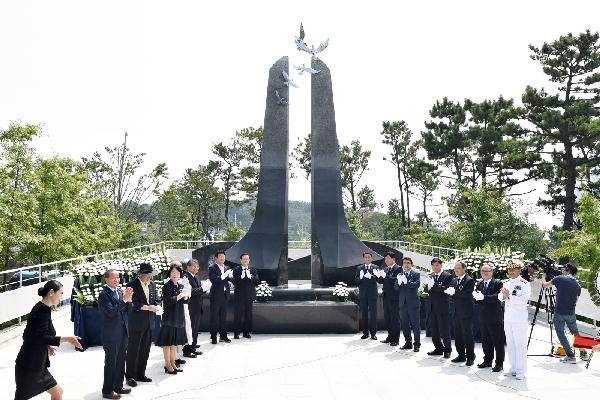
527 285 556 357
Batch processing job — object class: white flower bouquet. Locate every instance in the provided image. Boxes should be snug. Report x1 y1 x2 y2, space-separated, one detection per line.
332 282 350 302
255 281 273 302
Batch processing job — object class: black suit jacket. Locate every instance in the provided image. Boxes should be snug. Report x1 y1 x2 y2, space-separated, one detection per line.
15 302 61 370
208 264 232 302
232 266 260 302
379 264 401 302
126 278 158 331
183 270 203 314
98 286 129 342
475 278 504 323
451 274 475 318
427 271 453 313
161 280 186 328
355 264 378 300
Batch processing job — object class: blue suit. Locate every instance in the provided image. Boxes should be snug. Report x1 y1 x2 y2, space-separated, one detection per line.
395 268 421 345
355 264 378 336
98 286 129 394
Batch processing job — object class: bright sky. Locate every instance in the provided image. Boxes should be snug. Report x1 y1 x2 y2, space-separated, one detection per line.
1 0 599 231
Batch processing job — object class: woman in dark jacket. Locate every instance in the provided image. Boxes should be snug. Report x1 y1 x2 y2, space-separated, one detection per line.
15 280 82 400
155 264 189 374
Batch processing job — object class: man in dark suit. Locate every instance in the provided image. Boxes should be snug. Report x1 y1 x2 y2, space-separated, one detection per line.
473 263 505 371
355 251 378 340
125 263 158 387
377 252 401 346
98 269 133 399
232 253 260 339
426 257 453 358
182 259 204 357
446 260 476 366
209 250 233 344
395 257 421 352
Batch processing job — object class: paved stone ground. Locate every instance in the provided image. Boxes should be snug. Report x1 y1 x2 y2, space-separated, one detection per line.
0 305 598 400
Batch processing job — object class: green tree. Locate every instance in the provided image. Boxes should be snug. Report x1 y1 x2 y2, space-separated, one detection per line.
339 140 371 211
450 188 548 258
179 163 226 240
0 122 39 269
553 193 600 295
521 30 600 230
380 121 411 226
81 132 168 223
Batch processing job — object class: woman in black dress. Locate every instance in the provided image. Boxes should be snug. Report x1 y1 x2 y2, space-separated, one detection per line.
15 280 82 400
155 264 189 374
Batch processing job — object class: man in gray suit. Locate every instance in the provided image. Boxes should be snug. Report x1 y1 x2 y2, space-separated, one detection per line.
395 257 421 352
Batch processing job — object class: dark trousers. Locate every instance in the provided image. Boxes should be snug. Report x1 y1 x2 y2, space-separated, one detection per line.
454 316 475 360
481 320 505 365
126 327 152 380
383 296 400 342
234 298 254 335
359 298 377 335
210 297 228 338
431 306 452 352
102 329 127 394
400 305 421 345
183 308 202 354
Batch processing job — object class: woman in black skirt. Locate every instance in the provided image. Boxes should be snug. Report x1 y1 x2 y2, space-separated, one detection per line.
15 280 82 400
156 264 189 374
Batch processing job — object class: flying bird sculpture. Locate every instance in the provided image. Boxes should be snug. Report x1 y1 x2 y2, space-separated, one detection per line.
281 71 299 88
293 63 321 75
274 90 288 105
297 38 329 57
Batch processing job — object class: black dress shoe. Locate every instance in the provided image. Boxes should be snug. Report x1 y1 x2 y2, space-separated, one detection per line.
477 362 492 369
220 337 231 343
492 364 503 372
243 333 251 339
466 359 474 366
164 367 177 375
125 378 137 387
380 338 390 343
360 333 369 339
443 352 452 359
390 342 399 347
194 345 201 349
427 349 444 356
175 368 183 372
414 344 420 352
102 392 121 399
371 335 377 340
451 356 466 363
183 353 197 358
175 359 186 365
400 343 413 350
114 388 131 394
137 376 152 383
211 338 218 344
193 351 203 356
234 334 240 339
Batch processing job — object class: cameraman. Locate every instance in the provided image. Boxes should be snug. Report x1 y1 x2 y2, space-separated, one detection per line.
542 263 581 364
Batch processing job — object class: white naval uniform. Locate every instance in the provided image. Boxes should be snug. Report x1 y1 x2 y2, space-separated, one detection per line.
499 276 531 375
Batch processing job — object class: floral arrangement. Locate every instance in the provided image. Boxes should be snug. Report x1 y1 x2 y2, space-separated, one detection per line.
418 284 429 299
255 281 273 302
332 282 350 302
72 252 170 306
443 249 527 280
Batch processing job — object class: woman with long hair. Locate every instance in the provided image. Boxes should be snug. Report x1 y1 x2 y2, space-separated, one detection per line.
14 280 82 400
155 264 189 374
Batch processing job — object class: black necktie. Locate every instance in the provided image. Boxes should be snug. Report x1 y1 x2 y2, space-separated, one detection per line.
483 281 488 293
434 274 439 282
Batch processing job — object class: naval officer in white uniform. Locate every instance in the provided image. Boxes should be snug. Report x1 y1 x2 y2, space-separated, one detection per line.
498 260 531 380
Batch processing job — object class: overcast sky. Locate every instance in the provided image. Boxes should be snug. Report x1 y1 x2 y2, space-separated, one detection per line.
1 0 599 230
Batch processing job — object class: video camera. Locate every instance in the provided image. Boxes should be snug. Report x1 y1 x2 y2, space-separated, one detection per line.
529 254 562 281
